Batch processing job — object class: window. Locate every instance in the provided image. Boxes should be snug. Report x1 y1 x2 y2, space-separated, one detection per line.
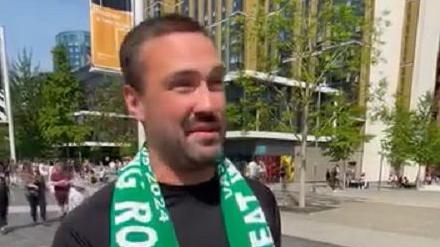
203 0 209 26
221 0 226 20
193 0 199 20
232 0 242 12
182 0 190 16
154 4 161 17
211 0 217 24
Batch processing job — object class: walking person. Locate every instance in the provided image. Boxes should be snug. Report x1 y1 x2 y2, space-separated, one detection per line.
50 163 71 217
22 164 47 224
0 162 10 233
68 171 87 212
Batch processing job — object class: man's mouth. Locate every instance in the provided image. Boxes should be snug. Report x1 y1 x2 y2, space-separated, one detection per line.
186 124 221 137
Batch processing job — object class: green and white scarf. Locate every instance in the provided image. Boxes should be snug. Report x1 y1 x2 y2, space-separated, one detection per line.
110 147 275 247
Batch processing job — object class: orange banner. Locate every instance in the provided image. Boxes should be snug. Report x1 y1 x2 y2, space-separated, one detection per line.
90 0 133 71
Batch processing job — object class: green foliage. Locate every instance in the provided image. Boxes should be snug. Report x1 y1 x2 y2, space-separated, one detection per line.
38 45 90 146
380 104 413 169
371 87 440 170
317 93 369 162
9 49 49 159
409 92 440 167
86 77 136 145
226 74 274 131
225 0 375 138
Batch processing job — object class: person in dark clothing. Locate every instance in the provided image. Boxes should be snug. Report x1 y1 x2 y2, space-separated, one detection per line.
0 163 9 232
52 178 281 247
22 165 47 223
52 14 281 247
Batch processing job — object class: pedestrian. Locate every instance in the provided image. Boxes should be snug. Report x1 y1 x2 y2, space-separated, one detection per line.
0 162 9 233
22 164 47 224
68 172 86 212
326 169 331 185
52 14 280 247
247 160 260 180
258 160 267 182
49 163 70 217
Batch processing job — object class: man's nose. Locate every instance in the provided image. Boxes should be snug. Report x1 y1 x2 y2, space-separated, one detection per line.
193 82 218 117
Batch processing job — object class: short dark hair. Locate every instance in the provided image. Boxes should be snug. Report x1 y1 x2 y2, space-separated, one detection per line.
119 14 209 91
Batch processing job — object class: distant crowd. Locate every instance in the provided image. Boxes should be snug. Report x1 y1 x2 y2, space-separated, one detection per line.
0 157 131 233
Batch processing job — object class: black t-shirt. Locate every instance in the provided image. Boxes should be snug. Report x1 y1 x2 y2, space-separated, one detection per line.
52 176 281 247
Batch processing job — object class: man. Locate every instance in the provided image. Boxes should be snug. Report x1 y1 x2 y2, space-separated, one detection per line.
52 14 281 247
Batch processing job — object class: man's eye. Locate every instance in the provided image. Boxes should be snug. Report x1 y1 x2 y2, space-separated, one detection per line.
208 78 224 91
171 79 196 92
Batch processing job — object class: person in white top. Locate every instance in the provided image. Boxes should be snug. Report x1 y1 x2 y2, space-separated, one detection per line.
247 161 260 180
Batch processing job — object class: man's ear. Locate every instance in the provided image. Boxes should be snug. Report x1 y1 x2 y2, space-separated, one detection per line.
123 84 146 122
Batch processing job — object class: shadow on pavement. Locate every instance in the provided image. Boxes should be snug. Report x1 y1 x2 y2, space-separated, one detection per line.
1 216 61 235
276 191 366 214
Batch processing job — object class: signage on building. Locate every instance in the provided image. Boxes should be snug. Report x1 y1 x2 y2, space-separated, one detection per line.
89 0 133 72
254 145 267 155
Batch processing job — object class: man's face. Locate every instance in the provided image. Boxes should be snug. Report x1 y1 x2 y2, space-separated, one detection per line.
126 32 226 170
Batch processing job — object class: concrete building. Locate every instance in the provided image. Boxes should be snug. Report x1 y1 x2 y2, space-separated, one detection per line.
363 0 440 182
55 31 91 71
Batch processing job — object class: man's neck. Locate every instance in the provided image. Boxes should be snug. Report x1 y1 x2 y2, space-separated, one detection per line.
148 148 216 186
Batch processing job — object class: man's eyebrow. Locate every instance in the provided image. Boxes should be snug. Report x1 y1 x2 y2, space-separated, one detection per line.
165 65 225 81
208 65 225 76
167 70 199 78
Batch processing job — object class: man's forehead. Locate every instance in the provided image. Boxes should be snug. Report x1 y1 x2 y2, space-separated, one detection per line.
139 32 216 56
139 32 220 74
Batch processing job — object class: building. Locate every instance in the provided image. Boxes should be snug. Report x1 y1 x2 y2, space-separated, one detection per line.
55 31 91 71
362 0 440 182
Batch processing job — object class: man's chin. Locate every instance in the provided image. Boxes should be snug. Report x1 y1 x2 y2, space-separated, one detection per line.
186 144 222 165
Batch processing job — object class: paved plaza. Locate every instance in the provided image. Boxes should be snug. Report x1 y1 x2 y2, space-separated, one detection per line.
1 185 440 246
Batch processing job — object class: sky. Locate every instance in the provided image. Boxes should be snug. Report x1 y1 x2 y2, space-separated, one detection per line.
0 0 89 71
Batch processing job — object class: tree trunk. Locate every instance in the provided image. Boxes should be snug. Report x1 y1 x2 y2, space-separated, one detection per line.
256 109 260 131
342 159 347 190
299 101 309 208
416 164 422 189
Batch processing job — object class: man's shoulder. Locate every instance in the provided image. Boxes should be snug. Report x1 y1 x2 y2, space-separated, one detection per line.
244 178 278 215
245 178 276 203
63 182 114 226
52 183 114 246
244 178 281 246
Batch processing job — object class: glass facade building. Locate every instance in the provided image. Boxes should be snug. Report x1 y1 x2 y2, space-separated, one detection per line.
55 31 91 71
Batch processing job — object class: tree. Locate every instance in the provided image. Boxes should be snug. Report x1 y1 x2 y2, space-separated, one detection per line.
9 49 49 159
408 92 440 186
239 0 377 207
38 45 90 150
370 84 440 185
226 73 275 131
369 79 414 173
317 93 370 188
86 77 137 152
